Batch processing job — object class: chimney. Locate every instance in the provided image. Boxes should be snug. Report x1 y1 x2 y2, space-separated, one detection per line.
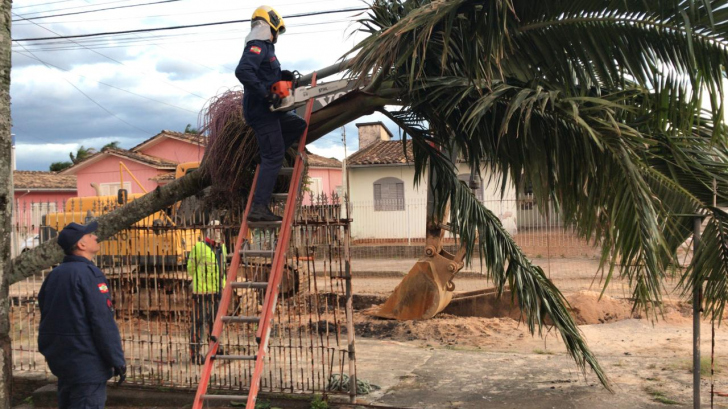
356 122 393 150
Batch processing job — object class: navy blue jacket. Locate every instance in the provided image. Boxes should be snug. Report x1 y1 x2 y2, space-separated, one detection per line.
235 39 281 123
38 255 125 384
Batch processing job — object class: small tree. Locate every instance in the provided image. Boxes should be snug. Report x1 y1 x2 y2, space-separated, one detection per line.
49 161 73 172
101 141 120 150
184 124 199 134
69 145 97 164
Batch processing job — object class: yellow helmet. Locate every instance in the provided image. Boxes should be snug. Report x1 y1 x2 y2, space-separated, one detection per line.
252 6 286 34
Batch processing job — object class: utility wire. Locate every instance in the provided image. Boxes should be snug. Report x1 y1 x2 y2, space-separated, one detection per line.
15 0 149 17
13 0 345 25
13 11 208 100
14 0 84 10
12 20 353 51
13 42 152 136
12 0 182 22
13 7 369 42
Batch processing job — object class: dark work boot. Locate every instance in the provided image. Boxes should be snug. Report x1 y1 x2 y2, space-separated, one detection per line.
247 203 283 222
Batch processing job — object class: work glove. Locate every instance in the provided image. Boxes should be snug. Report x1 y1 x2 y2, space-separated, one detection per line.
266 92 282 109
281 70 295 82
113 365 127 386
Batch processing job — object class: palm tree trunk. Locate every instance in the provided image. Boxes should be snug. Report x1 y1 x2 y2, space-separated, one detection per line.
0 0 13 406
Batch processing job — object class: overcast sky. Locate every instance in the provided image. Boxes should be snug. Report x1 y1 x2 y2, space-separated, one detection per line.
10 0 400 170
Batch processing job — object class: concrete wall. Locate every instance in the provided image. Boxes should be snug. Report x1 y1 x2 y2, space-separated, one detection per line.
348 163 518 241
139 138 204 164
75 157 167 197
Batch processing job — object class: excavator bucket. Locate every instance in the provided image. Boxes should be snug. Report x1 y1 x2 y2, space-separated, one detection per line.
373 256 458 320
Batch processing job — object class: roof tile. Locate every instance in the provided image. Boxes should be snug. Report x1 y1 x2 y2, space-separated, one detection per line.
347 140 413 166
13 171 76 190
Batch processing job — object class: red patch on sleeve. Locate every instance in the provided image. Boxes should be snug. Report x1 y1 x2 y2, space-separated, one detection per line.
250 46 261 54
98 283 109 293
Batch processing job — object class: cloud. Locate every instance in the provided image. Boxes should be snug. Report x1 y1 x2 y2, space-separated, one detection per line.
155 58 209 81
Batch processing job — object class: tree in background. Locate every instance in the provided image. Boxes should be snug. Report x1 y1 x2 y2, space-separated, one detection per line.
69 145 97 164
101 140 120 150
49 161 73 172
184 124 199 134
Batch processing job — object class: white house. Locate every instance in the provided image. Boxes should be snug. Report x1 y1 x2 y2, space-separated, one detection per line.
346 122 519 242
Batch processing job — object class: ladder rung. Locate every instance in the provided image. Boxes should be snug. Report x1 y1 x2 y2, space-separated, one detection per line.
201 394 249 401
240 249 275 258
271 193 288 201
247 220 283 229
279 167 294 176
222 316 259 324
213 354 256 361
230 281 268 289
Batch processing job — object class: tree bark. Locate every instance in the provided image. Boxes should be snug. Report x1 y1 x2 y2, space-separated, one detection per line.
0 0 12 405
9 91 392 284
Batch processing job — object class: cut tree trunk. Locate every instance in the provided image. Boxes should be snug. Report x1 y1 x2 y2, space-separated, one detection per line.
9 91 395 284
0 0 13 406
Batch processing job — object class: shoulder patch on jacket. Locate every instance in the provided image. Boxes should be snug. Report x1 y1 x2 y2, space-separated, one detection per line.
250 46 262 54
98 283 109 293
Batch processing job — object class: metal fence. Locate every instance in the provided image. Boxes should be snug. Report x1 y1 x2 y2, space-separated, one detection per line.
348 195 595 258
10 195 356 399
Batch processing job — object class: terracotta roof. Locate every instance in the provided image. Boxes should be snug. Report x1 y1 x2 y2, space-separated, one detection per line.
347 140 413 166
61 148 178 174
307 152 341 168
131 129 206 152
149 173 176 182
13 171 77 190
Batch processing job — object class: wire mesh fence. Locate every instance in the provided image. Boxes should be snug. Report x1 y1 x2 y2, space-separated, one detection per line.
10 194 356 399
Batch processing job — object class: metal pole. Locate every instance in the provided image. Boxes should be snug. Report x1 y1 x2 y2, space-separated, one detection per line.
344 222 357 402
693 216 702 409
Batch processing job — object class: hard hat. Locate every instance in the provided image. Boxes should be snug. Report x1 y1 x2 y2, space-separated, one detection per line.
252 5 286 34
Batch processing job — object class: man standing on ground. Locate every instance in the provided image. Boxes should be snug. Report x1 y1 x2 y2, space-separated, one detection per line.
187 220 228 364
38 221 126 409
235 5 307 222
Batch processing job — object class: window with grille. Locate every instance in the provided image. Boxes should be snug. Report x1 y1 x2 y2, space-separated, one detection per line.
373 177 405 211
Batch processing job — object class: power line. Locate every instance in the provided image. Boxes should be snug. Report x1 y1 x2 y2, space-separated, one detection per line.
13 0 84 10
12 0 182 22
13 11 209 100
16 0 148 17
11 20 353 52
13 0 344 25
13 7 369 42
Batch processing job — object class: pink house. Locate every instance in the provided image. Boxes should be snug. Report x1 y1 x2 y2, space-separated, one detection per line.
62 130 205 197
12 171 77 255
303 153 342 205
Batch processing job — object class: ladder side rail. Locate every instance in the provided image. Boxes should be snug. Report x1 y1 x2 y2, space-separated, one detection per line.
192 166 260 409
246 73 318 409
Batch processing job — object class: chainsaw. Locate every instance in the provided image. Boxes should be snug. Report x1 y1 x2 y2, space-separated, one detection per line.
269 71 350 112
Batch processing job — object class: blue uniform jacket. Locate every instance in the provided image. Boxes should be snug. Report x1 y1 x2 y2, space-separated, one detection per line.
38 255 125 384
234 39 281 123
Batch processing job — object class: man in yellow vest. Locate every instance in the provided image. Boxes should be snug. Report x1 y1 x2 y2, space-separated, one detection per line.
187 220 228 364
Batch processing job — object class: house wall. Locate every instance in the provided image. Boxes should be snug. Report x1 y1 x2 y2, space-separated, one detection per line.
303 168 343 205
348 164 517 241
75 157 167 197
348 165 426 240
12 191 76 256
139 138 204 164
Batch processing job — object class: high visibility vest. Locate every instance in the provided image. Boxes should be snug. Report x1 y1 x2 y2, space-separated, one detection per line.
186 241 227 294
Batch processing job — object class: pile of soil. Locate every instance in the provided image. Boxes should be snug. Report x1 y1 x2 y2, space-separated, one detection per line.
352 291 695 350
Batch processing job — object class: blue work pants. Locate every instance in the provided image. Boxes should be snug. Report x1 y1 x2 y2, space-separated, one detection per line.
249 111 307 205
57 379 107 409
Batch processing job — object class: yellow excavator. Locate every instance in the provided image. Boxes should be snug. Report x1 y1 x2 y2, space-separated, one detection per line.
371 153 508 321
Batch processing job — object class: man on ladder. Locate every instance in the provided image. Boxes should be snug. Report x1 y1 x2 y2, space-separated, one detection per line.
235 5 307 222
